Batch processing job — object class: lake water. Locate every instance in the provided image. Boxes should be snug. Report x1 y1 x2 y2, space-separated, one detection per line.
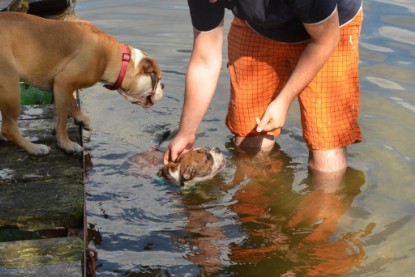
64 0 415 276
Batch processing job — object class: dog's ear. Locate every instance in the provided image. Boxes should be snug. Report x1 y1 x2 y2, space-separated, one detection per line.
156 167 165 177
140 57 159 75
182 166 196 181
157 162 179 178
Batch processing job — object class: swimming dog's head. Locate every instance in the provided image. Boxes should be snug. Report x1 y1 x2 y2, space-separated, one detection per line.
157 147 225 189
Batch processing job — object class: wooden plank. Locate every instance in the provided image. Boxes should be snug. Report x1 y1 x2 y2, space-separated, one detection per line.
0 131 82 186
0 237 83 276
0 105 83 232
0 178 83 231
0 105 81 158
0 104 85 276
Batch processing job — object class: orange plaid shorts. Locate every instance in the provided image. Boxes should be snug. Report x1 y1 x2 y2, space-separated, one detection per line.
226 10 363 150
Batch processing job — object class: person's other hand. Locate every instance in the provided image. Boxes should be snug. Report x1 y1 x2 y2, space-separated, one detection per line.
256 97 289 133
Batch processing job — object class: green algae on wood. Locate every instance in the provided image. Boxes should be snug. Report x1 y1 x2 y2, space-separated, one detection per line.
0 237 83 276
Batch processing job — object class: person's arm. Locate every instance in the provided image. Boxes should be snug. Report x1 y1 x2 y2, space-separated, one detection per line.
256 8 340 133
164 21 224 164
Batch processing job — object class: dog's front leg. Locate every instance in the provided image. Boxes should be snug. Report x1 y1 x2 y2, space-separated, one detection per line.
54 87 83 154
69 91 92 131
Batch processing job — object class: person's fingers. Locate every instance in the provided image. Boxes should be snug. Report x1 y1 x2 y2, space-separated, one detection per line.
256 116 282 133
256 116 273 132
256 117 264 132
163 147 177 165
163 148 170 165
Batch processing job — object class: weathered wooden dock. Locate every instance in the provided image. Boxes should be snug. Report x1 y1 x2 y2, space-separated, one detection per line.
0 104 85 276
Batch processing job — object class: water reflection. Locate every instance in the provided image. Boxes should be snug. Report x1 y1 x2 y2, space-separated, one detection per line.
173 142 372 276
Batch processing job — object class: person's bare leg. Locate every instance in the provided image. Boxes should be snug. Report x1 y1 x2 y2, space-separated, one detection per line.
309 165 347 193
235 135 275 154
308 147 348 173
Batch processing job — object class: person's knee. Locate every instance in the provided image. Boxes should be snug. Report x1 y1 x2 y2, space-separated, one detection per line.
308 148 348 173
235 135 275 156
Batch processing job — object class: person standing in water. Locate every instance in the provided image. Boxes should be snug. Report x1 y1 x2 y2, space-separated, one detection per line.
164 0 363 173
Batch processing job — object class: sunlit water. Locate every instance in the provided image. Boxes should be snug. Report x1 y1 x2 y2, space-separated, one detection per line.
39 0 415 275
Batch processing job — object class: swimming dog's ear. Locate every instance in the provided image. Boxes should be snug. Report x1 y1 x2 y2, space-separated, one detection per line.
156 167 165 178
182 166 196 181
157 162 179 178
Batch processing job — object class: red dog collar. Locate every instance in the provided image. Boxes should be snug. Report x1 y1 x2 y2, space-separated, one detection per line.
104 44 131 90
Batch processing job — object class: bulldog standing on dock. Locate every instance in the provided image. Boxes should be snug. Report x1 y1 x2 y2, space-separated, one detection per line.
0 12 164 155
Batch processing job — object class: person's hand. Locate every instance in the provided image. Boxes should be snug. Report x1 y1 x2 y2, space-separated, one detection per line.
163 132 196 165
256 97 290 133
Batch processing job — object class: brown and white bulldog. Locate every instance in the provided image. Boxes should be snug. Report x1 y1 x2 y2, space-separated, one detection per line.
0 12 164 155
157 148 226 189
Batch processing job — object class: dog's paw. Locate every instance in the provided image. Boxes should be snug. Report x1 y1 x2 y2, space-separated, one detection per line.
71 111 92 131
81 121 92 131
74 117 92 131
60 141 83 155
30 144 51 156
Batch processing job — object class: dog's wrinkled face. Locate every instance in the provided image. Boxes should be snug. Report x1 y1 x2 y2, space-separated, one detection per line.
158 147 225 189
118 48 164 108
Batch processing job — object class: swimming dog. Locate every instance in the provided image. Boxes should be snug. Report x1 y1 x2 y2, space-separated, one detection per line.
157 147 225 189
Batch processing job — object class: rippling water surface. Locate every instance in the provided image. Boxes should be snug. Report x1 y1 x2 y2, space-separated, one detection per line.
63 0 415 275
